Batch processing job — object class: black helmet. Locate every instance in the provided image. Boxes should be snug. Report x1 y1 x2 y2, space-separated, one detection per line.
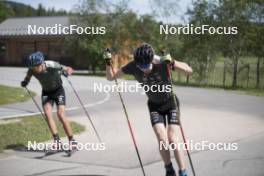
134 43 154 64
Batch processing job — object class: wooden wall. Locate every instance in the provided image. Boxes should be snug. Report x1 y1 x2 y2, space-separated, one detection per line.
0 36 68 66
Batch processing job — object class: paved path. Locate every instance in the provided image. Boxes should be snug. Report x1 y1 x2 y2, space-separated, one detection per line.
0 67 264 176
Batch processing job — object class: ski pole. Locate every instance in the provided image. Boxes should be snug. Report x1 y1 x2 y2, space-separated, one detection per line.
25 87 45 117
64 76 102 142
24 87 50 134
107 49 146 176
164 53 196 176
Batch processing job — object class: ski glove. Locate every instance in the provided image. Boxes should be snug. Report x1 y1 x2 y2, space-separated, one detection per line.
21 80 28 87
62 70 69 77
161 53 173 63
103 48 112 66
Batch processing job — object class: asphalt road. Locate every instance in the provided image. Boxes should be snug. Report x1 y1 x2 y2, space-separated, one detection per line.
0 67 264 176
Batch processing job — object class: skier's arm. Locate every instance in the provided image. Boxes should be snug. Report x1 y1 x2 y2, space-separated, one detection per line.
103 48 124 81
173 60 193 75
106 65 124 81
21 69 32 87
62 66 74 76
46 61 73 77
161 53 193 75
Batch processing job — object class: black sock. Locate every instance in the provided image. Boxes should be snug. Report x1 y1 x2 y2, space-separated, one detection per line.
53 133 60 142
68 135 74 141
165 162 175 173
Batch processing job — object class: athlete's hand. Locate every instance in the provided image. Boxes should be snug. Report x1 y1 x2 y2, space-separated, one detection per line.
21 80 28 87
103 48 112 65
62 67 73 77
161 51 173 64
66 67 74 75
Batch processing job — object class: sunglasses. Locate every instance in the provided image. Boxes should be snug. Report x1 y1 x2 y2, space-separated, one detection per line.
136 63 152 69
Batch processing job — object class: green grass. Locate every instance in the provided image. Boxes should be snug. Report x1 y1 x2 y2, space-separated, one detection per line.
0 85 36 105
234 88 264 96
171 56 264 88
0 115 85 152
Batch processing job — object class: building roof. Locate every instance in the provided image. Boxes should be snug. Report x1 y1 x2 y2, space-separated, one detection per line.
0 16 70 37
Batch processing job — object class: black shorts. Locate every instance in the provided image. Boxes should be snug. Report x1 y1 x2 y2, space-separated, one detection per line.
147 95 180 126
41 86 66 106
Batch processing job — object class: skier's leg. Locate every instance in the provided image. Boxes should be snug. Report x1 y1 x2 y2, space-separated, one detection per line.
167 97 188 175
168 124 186 170
153 122 171 164
54 86 74 140
42 94 62 151
56 105 73 139
148 100 176 175
153 122 177 176
148 100 172 165
57 105 78 152
43 102 58 135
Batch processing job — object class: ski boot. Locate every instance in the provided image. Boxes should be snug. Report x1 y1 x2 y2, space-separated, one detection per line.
179 169 188 176
66 138 78 156
165 163 176 176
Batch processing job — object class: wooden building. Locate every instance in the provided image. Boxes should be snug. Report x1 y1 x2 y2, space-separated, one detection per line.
0 16 72 66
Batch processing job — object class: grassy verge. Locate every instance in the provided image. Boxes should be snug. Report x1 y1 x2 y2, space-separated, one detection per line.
0 115 85 152
0 85 36 105
233 88 264 96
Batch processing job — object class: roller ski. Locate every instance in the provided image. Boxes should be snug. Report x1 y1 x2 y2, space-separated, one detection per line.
38 140 65 159
65 139 78 157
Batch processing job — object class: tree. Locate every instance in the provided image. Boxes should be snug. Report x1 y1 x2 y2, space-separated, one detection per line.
183 0 218 84
0 1 15 22
66 0 109 72
37 4 46 16
215 0 254 88
245 0 264 88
